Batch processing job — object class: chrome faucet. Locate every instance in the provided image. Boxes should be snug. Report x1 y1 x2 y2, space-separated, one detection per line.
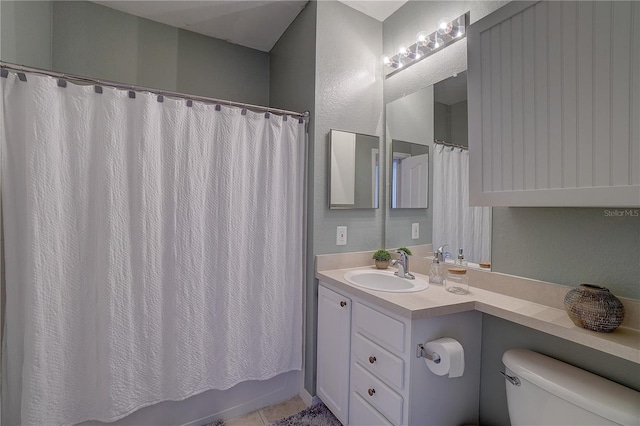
437 245 450 262
391 250 415 280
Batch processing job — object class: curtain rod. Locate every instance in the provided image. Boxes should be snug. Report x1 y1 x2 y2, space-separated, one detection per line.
0 61 309 120
434 139 468 150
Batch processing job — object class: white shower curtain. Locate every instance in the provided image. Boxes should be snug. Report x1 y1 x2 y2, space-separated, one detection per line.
1 72 305 425
432 144 491 263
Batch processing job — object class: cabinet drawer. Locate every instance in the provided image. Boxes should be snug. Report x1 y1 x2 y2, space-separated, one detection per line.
353 302 405 353
349 391 393 426
352 362 404 425
353 332 404 389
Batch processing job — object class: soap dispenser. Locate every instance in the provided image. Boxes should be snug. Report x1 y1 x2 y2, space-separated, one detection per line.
429 251 445 285
454 248 468 266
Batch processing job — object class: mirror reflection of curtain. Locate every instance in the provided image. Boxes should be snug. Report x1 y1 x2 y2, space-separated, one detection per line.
432 144 491 263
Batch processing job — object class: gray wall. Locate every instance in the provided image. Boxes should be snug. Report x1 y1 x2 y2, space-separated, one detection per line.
0 1 52 69
450 100 468 147
313 0 384 255
492 207 640 299
269 0 318 396
383 1 639 424
434 102 451 142
1 1 269 106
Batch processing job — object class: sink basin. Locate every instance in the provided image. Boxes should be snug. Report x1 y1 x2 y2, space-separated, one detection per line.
343 269 429 293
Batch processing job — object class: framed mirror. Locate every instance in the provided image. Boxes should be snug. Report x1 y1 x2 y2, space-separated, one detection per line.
329 129 380 209
390 140 429 208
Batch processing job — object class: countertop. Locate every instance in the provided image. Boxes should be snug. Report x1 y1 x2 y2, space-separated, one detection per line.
316 266 640 364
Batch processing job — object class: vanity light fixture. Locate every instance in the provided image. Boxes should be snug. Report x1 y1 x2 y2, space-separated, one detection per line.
383 13 469 78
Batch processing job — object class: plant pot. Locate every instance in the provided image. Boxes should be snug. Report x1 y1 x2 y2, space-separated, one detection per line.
564 284 625 333
374 260 390 269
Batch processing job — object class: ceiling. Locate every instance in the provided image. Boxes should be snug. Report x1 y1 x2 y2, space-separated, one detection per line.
91 0 408 52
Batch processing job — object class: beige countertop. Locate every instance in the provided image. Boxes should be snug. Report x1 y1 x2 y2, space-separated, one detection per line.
316 266 640 364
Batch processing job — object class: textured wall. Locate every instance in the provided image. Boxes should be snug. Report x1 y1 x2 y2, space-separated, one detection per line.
314 1 384 255
0 1 53 69
50 1 269 105
493 207 640 299
269 0 318 396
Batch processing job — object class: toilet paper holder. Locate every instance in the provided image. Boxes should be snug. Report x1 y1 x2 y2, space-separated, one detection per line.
416 343 441 364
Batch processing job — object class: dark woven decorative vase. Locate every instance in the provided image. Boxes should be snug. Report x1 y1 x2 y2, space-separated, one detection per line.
564 284 625 333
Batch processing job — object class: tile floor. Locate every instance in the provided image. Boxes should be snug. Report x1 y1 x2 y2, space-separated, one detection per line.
225 396 307 426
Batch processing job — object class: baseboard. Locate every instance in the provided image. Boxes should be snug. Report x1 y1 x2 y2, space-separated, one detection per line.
299 388 321 407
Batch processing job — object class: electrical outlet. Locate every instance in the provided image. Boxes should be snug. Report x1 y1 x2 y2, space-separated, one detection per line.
336 226 347 245
412 223 419 239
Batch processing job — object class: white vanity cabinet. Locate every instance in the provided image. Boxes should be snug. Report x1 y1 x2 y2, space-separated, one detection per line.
467 1 640 207
317 285 352 424
317 282 482 425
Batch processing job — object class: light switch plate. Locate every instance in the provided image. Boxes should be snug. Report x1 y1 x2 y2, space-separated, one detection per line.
336 226 347 245
412 223 419 239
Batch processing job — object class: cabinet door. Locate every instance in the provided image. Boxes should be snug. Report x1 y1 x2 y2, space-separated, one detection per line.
317 285 351 424
468 1 640 206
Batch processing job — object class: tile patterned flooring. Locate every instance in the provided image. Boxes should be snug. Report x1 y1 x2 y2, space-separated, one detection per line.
225 396 307 426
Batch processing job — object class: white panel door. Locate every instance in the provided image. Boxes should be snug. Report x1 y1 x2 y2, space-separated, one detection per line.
399 153 428 208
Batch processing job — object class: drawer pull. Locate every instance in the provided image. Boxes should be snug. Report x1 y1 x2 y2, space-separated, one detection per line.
367 388 376 396
369 356 376 364
340 301 347 307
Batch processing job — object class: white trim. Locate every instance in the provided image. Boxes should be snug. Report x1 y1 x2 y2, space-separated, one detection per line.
299 388 322 407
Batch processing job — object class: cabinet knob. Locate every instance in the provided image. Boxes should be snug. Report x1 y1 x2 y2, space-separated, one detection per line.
369 356 376 364
367 388 375 396
340 301 347 307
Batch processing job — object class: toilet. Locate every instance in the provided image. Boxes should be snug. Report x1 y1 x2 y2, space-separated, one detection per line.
502 349 640 426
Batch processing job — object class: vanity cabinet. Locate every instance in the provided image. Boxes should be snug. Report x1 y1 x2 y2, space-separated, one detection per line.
467 1 640 207
317 285 351 424
317 282 482 425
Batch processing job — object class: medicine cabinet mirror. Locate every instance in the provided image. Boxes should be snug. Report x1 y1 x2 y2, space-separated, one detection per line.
329 129 380 209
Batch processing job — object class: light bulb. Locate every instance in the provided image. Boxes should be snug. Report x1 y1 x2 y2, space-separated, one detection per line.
416 31 429 44
398 46 408 56
382 55 391 66
437 17 453 35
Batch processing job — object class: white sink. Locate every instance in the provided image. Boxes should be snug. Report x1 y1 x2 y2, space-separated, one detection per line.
343 269 429 293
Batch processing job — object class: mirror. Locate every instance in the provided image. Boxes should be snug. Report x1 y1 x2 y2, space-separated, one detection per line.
390 140 429 208
385 71 492 266
329 129 380 209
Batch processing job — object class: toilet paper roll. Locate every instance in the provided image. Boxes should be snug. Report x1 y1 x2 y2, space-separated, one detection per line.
424 337 465 378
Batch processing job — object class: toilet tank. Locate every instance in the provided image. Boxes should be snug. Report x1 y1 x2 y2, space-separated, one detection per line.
502 349 640 426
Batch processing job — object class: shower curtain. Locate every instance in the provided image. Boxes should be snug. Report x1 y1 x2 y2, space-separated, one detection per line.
432 144 491 263
0 72 305 425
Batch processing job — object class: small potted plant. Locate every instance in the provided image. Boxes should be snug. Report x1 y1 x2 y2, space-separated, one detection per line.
372 249 392 269
398 247 413 256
